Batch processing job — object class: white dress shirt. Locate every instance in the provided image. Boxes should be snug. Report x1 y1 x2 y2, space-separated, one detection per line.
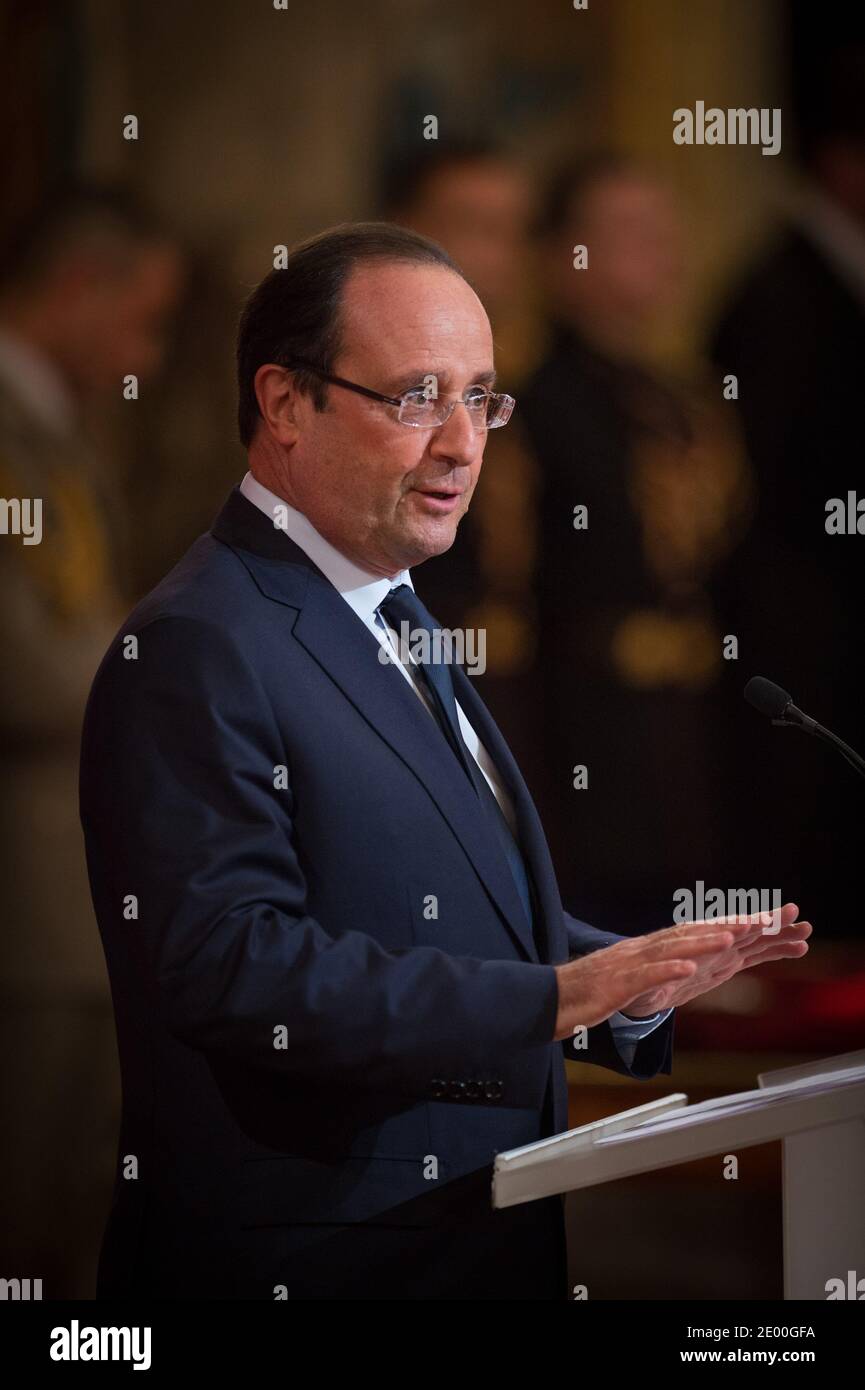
239 471 671 1061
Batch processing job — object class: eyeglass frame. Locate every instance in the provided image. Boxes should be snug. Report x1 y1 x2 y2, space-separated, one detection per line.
276 355 515 430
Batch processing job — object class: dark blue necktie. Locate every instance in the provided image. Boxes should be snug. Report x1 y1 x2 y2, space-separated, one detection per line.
377 584 539 943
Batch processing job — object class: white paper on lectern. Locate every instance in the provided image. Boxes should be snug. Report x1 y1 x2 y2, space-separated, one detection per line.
491 1058 865 1209
608 1060 865 1143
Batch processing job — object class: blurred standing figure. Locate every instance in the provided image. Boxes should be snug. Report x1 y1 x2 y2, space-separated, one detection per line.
383 140 537 384
0 187 182 1296
383 144 543 773
710 49 865 936
520 157 750 929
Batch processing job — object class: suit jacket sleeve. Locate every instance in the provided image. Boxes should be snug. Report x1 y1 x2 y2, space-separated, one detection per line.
80 615 561 1108
561 912 674 1080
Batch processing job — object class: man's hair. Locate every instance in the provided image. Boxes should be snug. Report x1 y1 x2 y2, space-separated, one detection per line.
0 183 171 289
236 221 461 448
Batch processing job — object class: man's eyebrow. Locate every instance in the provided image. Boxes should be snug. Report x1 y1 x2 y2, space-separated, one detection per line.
383 367 498 394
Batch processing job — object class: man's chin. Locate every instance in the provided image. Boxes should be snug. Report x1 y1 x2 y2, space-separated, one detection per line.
406 516 463 566
389 493 469 568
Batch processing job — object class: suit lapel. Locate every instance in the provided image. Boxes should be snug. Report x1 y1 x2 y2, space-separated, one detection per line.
211 488 540 962
452 664 566 964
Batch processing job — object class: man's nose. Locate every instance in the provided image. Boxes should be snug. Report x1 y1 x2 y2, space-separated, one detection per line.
428 399 483 465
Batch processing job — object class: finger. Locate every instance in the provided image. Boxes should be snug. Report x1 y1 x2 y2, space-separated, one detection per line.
643 931 736 961
658 918 753 941
765 921 811 941
700 902 802 934
735 922 812 953
739 940 810 967
749 903 804 937
708 913 777 936
687 906 803 948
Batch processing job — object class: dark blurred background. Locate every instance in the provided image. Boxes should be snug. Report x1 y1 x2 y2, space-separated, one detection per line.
1 0 863 1300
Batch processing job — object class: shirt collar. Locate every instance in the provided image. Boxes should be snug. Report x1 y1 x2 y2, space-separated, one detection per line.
238 470 413 624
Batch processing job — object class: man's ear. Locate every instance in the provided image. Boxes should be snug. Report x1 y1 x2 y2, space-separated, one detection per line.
254 364 301 446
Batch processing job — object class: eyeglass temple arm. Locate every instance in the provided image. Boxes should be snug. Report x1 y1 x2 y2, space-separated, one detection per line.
282 358 402 407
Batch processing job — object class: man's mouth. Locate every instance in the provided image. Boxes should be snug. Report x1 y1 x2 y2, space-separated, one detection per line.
412 487 464 512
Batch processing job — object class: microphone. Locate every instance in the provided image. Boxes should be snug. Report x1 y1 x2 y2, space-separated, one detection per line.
744 676 865 781
744 676 814 729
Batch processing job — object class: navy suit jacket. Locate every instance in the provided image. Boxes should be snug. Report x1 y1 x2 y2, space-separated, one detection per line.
80 486 674 1300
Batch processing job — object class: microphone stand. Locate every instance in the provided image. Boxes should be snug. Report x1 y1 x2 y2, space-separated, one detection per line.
772 710 865 782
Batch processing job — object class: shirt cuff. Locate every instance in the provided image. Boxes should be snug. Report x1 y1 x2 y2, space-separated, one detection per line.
609 1007 672 1034
608 1007 673 1066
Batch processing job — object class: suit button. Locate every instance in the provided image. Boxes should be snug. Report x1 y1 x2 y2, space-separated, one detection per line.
430 1078 447 1099
448 1080 466 1101
484 1079 504 1101
465 1079 481 1101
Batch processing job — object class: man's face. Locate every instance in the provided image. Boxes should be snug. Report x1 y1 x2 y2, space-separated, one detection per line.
400 160 532 313
556 174 683 325
60 245 183 393
266 261 494 577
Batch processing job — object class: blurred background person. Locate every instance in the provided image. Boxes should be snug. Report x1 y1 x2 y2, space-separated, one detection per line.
382 139 538 382
0 185 183 1297
382 141 544 772
710 40 865 940
518 155 752 930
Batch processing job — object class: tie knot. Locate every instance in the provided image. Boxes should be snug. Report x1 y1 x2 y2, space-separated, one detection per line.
378 582 432 636
384 582 413 605
378 584 464 676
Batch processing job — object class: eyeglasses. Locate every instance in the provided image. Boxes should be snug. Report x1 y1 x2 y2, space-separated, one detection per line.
280 356 515 431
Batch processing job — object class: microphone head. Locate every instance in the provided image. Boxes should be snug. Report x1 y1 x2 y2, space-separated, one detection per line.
744 676 793 720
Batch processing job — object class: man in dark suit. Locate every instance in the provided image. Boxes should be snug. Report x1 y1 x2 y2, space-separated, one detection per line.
80 222 811 1300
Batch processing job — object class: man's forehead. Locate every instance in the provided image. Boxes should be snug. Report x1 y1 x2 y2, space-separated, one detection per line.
338 261 492 366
